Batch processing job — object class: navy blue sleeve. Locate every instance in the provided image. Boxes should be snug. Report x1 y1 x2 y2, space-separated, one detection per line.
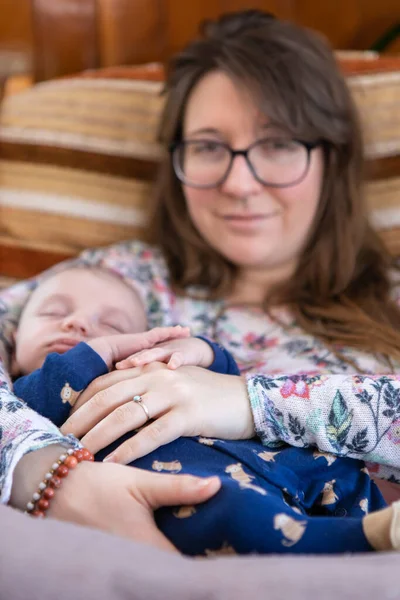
13 342 108 427
196 336 240 376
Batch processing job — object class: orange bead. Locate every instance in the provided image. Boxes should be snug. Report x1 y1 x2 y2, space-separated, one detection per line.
64 456 78 469
43 487 55 500
56 464 69 478
37 498 49 511
32 510 45 518
81 448 94 461
49 476 62 488
73 449 84 462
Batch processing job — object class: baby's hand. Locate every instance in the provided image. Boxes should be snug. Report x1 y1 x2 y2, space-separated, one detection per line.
87 326 190 369
115 336 214 370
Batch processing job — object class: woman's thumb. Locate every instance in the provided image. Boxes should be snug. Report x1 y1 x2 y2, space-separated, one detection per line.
138 472 221 510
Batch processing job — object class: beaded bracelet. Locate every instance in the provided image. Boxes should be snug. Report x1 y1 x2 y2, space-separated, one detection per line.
26 447 94 518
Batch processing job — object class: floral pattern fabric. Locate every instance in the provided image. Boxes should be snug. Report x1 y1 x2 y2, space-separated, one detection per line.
1 240 400 502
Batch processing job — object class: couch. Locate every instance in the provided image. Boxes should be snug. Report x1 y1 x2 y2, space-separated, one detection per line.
0 56 400 599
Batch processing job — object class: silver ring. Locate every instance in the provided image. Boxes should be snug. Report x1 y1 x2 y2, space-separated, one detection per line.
133 395 150 421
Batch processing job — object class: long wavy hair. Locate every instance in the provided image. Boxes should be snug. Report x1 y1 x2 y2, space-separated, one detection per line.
147 10 400 368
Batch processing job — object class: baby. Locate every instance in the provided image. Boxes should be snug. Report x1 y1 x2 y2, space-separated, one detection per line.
12 266 232 427
12 266 392 556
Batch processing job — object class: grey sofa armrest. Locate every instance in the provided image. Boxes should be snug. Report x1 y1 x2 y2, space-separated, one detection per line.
1 504 398 600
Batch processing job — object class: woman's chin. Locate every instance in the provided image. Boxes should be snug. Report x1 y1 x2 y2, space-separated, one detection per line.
219 244 278 269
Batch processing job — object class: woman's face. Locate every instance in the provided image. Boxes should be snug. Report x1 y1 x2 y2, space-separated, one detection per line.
182 71 324 276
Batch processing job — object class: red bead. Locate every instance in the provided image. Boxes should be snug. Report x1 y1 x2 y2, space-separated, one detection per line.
32 510 45 518
49 476 62 488
43 487 55 500
73 449 84 462
37 498 49 511
64 456 78 469
56 464 69 478
81 448 94 461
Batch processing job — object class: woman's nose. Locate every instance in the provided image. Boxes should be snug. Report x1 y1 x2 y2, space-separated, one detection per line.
220 154 263 198
60 314 90 336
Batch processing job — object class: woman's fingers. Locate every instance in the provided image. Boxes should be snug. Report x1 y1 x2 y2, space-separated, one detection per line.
79 397 152 454
87 410 184 460
62 375 149 437
71 367 143 414
72 362 171 414
134 469 221 510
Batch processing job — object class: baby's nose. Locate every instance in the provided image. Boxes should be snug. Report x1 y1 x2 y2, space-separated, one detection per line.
61 314 90 336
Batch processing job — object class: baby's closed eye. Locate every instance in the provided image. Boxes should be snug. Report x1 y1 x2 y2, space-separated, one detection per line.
101 321 127 333
38 306 68 318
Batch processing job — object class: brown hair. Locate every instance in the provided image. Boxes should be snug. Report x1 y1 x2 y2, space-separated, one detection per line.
148 10 400 367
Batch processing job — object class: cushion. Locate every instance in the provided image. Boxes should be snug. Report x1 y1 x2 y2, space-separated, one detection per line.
0 59 399 281
0 68 163 280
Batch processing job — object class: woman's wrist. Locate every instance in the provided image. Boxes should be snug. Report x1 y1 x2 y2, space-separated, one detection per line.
9 445 75 511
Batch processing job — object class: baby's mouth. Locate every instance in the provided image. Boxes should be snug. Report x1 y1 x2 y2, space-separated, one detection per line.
47 338 82 353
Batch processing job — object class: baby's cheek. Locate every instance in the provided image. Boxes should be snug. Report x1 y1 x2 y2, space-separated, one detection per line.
16 338 45 374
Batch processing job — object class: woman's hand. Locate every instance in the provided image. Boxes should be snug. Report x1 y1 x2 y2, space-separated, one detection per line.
10 445 220 551
61 363 255 464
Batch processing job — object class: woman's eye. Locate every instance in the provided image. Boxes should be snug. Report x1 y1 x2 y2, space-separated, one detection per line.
190 142 223 155
260 139 298 152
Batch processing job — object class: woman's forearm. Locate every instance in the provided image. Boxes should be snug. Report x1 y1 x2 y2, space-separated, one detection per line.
9 444 72 510
0 382 80 503
247 372 400 479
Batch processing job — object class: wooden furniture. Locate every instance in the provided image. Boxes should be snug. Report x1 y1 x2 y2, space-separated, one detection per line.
29 0 400 82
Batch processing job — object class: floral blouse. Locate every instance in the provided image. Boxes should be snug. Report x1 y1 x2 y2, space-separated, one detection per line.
1 240 400 503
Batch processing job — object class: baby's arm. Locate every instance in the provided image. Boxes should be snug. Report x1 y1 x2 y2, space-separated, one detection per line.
13 343 108 427
116 335 240 376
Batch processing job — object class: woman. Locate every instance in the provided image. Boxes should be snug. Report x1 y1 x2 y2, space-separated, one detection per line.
2 10 400 548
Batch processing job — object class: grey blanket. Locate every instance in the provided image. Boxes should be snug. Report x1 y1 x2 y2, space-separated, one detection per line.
1 504 398 600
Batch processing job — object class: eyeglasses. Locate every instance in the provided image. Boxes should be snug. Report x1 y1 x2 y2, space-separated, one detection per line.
169 137 320 189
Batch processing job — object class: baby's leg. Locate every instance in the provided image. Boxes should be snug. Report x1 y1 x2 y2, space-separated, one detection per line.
264 446 387 517
156 477 375 555
95 436 387 555
130 439 373 555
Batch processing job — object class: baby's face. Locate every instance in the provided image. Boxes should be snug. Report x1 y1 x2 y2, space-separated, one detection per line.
14 268 147 374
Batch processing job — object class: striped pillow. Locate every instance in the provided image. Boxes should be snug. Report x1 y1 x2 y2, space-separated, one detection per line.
0 60 399 283
0 73 163 280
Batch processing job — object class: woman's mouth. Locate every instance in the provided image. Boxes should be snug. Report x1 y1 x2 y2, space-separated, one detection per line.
219 212 280 231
